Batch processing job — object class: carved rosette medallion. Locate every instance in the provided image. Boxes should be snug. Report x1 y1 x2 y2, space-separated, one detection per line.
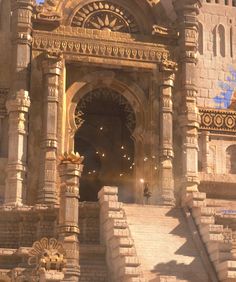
72 1 139 34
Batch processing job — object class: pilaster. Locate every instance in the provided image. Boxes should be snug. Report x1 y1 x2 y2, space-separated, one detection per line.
159 71 175 206
4 0 34 205
38 52 63 204
58 152 84 281
173 0 201 203
5 90 30 205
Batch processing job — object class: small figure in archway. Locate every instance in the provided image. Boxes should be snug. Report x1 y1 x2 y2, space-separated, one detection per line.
143 182 152 205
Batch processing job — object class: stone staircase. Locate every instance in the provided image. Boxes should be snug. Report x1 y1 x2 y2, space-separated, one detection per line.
186 192 236 282
123 204 210 282
79 202 108 282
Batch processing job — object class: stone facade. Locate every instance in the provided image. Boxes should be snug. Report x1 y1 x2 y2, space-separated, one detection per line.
0 0 236 281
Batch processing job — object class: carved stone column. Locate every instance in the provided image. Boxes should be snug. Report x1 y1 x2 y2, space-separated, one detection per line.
5 0 33 205
38 53 63 204
5 91 30 205
201 131 210 173
159 70 175 206
173 0 202 202
59 152 84 281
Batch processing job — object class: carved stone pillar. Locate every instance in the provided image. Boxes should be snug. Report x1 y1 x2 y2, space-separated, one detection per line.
159 71 175 206
38 53 63 204
4 0 34 205
58 152 84 281
201 131 210 173
5 91 30 205
173 0 202 202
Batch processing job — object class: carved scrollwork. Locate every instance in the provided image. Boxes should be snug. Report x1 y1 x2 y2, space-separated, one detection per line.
71 1 140 34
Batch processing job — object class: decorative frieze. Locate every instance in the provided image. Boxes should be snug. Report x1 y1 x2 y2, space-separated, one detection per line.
32 29 174 67
200 108 236 133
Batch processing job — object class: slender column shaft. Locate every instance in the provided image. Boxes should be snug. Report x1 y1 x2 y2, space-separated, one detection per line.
59 152 84 281
5 0 33 205
159 72 175 205
38 55 62 204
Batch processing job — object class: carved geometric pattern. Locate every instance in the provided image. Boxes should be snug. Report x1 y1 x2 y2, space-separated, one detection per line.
75 88 136 133
72 1 139 34
200 108 236 133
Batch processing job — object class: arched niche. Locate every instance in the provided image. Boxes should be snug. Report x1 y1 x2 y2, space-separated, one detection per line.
66 71 148 202
226 145 236 174
214 24 226 57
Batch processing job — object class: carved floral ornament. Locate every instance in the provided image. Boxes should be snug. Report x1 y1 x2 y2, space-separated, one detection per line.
71 1 140 34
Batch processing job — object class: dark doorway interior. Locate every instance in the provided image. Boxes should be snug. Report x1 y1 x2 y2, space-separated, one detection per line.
74 88 135 202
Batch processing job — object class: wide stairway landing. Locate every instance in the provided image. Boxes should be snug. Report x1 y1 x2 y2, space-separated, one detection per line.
123 204 210 282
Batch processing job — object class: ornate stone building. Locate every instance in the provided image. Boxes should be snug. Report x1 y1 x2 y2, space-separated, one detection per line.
0 0 236 281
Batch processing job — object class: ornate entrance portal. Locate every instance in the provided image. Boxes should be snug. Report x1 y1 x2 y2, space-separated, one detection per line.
74 88 136 202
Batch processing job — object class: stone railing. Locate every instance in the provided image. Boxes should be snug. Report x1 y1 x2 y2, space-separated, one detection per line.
98 186 146 282
186 192 236 281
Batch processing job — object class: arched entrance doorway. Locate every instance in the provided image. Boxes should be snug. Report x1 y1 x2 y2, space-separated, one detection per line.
74 88 136 202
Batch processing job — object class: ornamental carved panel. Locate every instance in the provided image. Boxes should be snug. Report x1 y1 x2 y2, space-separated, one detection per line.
71 1 140 34
200 108 236 133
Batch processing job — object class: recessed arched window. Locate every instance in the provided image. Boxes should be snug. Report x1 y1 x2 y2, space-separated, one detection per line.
218 24 226 57
226 145 236 174
214 24 226 57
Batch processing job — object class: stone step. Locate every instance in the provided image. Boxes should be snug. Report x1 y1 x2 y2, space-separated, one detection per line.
123 204 209 282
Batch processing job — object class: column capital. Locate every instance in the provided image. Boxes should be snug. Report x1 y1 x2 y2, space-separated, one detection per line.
160 71 175 88
42 51 63 75
6 90 30 113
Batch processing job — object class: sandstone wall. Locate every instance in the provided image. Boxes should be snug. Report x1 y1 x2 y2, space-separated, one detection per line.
197 1 236 109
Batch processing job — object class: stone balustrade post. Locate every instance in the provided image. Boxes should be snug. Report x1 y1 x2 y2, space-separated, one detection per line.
58 152 84 281
173 0 202 203
159 71 175 206
38 53 63 204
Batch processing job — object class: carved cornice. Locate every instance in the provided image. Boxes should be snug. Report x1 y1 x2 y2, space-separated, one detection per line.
200 108 236 133
32 28 175 67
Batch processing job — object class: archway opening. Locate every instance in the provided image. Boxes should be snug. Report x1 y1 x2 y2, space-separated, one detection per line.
74 88 136 202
